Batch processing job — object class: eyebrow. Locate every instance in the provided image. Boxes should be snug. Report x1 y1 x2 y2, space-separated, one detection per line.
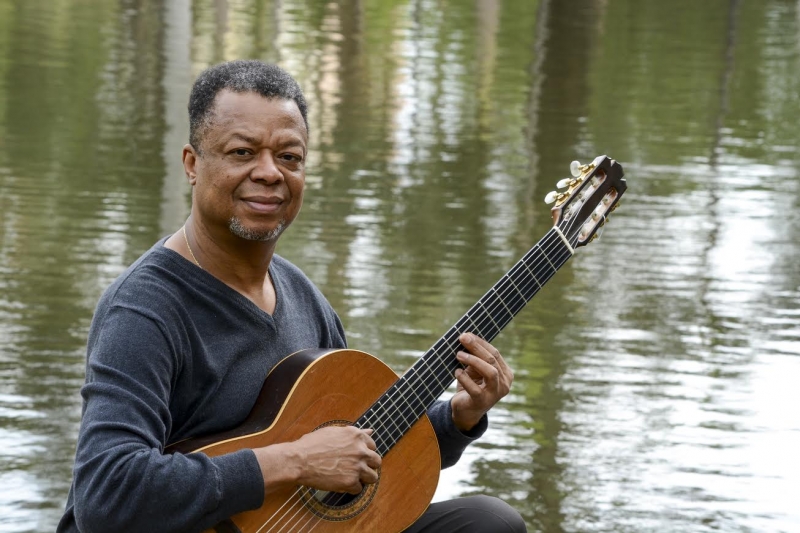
226 132 260 145
224 133 306 150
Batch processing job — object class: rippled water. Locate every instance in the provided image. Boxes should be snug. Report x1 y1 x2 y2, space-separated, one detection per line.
1 0 799 532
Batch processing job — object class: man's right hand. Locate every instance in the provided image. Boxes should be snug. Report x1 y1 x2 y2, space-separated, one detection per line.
254 426 382 496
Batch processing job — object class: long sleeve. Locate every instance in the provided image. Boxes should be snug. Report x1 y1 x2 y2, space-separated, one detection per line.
427 399 488 469
68 306 264 533
59 246 363 532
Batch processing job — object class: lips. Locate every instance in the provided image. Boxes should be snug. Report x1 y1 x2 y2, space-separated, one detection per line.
241 195 284 213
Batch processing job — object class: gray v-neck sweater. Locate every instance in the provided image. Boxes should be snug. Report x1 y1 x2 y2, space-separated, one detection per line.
58 239 485 533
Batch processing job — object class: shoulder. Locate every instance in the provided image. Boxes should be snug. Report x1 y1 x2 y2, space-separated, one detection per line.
270 254 328 301
270 253 314 283
94 238 193 325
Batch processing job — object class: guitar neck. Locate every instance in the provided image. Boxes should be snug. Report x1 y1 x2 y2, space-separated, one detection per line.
355 227 574 456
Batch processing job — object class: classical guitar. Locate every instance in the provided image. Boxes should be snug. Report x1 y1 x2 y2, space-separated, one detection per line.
167 155 626 533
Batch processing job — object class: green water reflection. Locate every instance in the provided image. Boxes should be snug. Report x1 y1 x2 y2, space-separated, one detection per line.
1 1 799 532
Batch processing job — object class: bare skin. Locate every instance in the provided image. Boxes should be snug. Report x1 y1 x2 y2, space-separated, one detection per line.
452 332 514 432
164 90 513 497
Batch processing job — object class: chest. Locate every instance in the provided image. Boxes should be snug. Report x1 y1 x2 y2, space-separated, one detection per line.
166 309 326 443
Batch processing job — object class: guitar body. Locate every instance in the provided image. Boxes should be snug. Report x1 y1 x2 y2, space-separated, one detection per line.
167 349 440 533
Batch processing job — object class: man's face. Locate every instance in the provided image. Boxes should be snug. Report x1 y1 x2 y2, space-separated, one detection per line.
185 90 308 241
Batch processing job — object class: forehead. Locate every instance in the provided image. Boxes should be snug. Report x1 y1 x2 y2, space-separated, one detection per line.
207 90 308 143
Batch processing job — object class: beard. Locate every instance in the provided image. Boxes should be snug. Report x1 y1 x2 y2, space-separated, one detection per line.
228 216 287 242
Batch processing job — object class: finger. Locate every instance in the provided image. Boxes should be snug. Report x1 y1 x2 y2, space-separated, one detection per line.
460 333 513 384
361 465 379 485
455 367 484 399
460 333 501 366
456 350 499 383
362 432 378 451
366 453 383 470
347 481 364 495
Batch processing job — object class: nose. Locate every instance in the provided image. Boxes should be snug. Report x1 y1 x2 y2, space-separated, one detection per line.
250 151 283 184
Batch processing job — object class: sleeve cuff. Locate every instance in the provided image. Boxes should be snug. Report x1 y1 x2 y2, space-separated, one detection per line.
439 400 488 442
211 448 265 518
427 400 488 469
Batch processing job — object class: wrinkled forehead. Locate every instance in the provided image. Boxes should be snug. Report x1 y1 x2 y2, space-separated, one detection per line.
206 90 308 140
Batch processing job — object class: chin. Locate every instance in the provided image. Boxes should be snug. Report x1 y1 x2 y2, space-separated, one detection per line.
228 216 287 242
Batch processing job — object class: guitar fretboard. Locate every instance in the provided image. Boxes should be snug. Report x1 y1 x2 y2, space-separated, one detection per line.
354 227 574 456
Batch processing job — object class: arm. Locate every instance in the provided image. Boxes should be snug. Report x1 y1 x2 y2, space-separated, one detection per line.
73 305 382 532
72 306 264 533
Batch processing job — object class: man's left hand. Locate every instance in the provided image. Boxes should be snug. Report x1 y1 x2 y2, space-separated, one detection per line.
451 332 514 432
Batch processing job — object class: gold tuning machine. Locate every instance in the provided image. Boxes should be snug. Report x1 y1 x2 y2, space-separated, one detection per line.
570 160 596 178
544 191 568 205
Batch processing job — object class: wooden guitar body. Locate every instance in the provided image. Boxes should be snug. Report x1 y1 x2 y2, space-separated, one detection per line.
168 349 441 533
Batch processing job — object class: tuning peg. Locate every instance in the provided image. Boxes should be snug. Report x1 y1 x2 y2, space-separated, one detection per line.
544 191 559 204
557 178 572 189
610 201 621 213
569 160 582 177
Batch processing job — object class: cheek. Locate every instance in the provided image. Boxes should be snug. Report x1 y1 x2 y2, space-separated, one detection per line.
289 176 305 205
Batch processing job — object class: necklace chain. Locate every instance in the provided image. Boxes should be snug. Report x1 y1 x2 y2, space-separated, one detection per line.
182 225 201 268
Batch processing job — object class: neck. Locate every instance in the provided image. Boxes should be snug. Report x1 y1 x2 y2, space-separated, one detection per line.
183 214 279 313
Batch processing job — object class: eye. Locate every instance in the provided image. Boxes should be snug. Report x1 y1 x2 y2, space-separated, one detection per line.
233 148 251 156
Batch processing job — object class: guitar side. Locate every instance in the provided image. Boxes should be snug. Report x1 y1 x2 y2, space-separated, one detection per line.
168 349 441 533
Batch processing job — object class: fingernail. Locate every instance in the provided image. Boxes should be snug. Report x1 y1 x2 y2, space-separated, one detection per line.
462 333 473 342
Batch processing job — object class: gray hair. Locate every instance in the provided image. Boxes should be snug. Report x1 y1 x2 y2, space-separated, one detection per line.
188 60 308 151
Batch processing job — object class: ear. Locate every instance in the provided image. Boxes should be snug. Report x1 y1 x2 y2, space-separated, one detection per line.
182 144 199 185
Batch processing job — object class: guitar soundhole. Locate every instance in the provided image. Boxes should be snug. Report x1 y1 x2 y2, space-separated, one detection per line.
314 489 359 508
299 474 380 521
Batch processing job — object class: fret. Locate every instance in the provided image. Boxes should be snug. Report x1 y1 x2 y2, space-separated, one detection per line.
477 300 506 336
388 378 426 417
467 304 501 340
494 277 526 315
537 243 558 270
406 364 438 405
460 313 486 341
491 288 516 322
515 256 542 291
354 227 577 456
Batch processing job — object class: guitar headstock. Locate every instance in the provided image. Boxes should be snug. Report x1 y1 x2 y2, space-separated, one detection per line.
545 155 626 248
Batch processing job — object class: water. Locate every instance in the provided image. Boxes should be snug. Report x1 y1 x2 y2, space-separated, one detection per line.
1 0 799 531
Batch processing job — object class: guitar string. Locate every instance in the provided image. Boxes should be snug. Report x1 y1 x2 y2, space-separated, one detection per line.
273 222 582 533
297 224 584 531
261 230 579 533
339 235 568 467
299 227 582 532
256 213 588 532
297 219 586 531
311 191 609 529
256 489 307 533
361 224 579 449
254 241 568 533
266 488 315 533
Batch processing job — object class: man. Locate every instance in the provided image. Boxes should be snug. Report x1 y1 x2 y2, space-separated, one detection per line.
59 60 525 533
